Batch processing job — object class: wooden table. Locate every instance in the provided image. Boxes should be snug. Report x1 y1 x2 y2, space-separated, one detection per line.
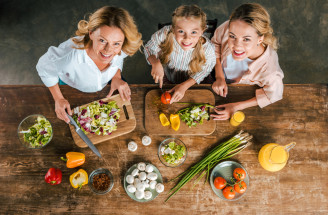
0 84 327 214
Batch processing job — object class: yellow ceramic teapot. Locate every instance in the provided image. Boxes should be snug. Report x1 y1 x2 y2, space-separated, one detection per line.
258 142 296 172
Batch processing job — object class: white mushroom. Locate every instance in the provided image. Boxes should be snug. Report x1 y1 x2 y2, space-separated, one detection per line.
133 178 141 187
142 181 150 188
135 190 144 199
142 135 152 146
139 172 147 181
127 185 136 193
149 180 157 189
144 191 152 200
131 168 139 177
126 175 134 184
147 172 158 181
137 162 146 171
145 164 154 173
155 183 164 193
128 141 138 152
136 183 145 192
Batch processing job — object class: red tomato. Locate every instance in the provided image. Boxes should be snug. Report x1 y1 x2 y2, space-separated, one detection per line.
161 92 171 104
233 168 246 181
213 177 226 190
222 186 235 199
234 180 247 194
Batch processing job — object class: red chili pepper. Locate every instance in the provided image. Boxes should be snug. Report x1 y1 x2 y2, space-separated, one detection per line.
45 168 62 185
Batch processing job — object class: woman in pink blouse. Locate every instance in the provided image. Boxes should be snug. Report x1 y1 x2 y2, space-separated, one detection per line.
211 3 284 120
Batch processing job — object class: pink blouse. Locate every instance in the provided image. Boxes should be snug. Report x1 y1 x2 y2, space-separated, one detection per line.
211 21 284 108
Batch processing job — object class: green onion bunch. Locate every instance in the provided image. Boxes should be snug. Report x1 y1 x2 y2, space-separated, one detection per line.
165 130 252 202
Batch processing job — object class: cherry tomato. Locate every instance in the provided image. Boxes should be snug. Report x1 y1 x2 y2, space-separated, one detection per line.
161 92 171 104
234 180 247 194
233 168 246 181
222 186 235 199
213 177 226 190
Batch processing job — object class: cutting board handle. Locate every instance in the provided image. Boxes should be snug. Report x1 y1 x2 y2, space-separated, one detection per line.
123 105 129 120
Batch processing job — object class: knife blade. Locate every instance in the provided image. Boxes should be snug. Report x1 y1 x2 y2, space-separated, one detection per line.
67 113 102 158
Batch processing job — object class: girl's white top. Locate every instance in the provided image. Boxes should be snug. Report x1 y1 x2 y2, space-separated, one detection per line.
36 36 127 93
144 26 216 84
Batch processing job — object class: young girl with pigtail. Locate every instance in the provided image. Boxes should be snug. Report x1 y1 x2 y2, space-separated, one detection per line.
144 5 216 103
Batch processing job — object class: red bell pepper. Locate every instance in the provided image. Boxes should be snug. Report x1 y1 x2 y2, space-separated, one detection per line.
45 168 62 185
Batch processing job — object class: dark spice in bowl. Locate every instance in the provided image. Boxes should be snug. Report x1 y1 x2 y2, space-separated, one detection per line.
92 173 110 191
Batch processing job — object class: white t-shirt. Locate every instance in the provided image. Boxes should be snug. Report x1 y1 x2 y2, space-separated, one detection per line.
223 54 253 80
36 37 127 93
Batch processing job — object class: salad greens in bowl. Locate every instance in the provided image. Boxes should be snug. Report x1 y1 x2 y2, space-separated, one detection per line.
17 114 53 149
158 138 187 167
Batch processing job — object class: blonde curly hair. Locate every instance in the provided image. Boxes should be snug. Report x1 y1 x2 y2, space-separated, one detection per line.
72 6 142 56
159 5 207 75
229 3 278 50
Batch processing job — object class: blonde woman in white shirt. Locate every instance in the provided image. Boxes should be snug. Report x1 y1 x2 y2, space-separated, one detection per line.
144 5 216 103
37 6 142 123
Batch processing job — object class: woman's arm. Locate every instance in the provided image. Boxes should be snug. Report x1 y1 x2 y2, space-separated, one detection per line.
48 84 72 123
167 78 196 104
211 97 258 120
147 55 165 88
107 69 131 101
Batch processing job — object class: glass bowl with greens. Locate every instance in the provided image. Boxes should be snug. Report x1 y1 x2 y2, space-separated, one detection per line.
17 114 53 149
158 138 187 167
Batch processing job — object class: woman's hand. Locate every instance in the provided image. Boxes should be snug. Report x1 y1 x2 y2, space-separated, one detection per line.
167 84 188 104
55 98 72 123
212 77 228 97
210 103 238 120
107 77 131 101
151 62 164 88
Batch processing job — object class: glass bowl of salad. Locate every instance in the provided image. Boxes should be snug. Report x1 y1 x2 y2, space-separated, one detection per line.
17 114 53 149
158 138 187 167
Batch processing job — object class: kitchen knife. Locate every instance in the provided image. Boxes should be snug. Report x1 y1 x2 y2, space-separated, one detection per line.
66 113 102 158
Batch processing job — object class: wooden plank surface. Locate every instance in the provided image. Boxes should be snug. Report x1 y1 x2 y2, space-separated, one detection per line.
69 94 136 148
144 89 216 135
0 84 327 215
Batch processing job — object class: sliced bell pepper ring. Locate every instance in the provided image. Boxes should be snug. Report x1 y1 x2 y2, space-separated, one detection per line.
45 168 62 185
61 152 85 168
70 169 88 189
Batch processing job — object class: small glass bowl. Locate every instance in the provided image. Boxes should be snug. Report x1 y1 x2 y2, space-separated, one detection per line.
158 138 187 167
17 114 53 149
88 168 114 195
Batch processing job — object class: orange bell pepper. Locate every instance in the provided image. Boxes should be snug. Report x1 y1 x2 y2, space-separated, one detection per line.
70 169 88 189
61 152 85 168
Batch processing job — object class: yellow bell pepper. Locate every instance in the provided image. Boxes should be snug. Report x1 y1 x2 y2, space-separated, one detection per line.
170 114 180 131
159 113 170 126
61 152 85 168
70 169 88 189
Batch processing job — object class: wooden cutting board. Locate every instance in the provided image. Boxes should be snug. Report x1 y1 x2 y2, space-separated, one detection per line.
145 89 216 135
69 94 136 148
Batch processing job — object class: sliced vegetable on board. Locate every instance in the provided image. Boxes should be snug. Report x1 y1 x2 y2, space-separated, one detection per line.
61 152 85 168
176 103 214 127
170 114 180 131
159 113 170 127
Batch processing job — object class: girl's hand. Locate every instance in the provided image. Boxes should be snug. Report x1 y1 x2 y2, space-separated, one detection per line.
107 77 131 101
212 78 228 97
151 62 164 88
167 84 187 104
210 103 238 120
55 98 72 123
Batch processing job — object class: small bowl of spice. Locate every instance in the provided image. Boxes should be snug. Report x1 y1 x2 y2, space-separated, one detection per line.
88 168 114 195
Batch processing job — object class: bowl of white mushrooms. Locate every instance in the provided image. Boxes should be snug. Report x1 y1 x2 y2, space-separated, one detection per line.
124 162 164 202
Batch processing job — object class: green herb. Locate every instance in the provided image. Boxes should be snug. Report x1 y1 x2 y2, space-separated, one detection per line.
165 130 252 202
176 104 214 127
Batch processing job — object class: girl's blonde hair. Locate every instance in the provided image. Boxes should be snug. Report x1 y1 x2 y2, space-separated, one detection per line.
72 6 142 56
229 3 278 50
159 5 207 75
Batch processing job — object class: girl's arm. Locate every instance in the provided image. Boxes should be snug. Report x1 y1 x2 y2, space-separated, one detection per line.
147 55 165 88
167 78 196 104
212 57 228 97
107 69 131 101
48 84 72 123
210 97 258 120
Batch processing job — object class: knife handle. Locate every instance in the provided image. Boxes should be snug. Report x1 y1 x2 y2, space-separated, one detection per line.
123 105 129 120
